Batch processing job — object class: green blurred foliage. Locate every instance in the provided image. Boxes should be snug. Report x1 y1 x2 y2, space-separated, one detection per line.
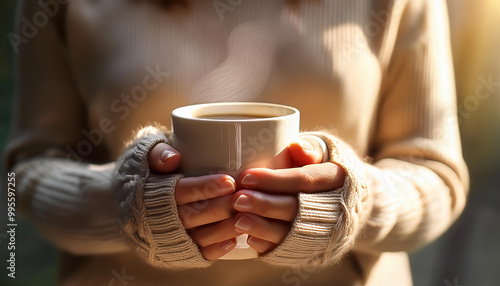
1 1 58 286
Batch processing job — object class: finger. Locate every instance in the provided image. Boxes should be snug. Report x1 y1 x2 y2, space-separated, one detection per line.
240 162 345 194
232 190 298 222
262 135 326 170
200 239 237 261
288 136 325 166
247 236 276 254
175 175 236 205
188 218 240 247
178 194 234 229
148 143 181 173
233 213 291 244
265 147 292 169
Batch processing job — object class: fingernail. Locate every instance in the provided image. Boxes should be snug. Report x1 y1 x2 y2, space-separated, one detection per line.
247 236 261 248
235 216 253 232
241 174 259 186
219 179 236 194
234 194 252 210
160 150 175 163
297 139 312 151
220 240 235 251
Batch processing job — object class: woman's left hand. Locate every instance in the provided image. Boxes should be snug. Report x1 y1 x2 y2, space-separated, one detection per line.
233 136 346 254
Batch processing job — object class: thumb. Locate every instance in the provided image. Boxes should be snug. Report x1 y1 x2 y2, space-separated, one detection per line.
288 135 327 166
148 143 182 173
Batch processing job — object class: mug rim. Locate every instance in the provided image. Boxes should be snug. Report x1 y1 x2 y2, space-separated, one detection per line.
171 102 299 123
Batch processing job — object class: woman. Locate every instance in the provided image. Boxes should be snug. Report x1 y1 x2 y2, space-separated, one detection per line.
6 0 468 285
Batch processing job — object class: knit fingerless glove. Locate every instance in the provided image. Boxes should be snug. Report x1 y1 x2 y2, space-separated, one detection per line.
260 131 372 267
113 125 212 269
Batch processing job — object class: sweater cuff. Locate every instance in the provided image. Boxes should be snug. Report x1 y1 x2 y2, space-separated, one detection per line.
113 125 211 269
260 131 372 267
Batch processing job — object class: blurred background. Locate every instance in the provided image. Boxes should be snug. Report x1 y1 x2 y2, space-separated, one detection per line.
0 1 498 285
410 1 500 285
0 1 58 286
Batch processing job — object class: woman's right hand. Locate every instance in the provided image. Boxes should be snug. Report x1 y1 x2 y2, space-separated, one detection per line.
148 143 239 260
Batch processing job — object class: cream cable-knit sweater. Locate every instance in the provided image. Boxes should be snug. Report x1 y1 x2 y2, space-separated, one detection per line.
6 0 468 285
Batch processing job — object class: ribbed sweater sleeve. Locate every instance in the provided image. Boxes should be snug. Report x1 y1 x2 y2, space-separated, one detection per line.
12 158 127 254
113 126 211 268
356 0 469 252
260 0 468 267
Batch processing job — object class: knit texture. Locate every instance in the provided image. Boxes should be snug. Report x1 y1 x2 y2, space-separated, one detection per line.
261 131 372 267
12 157 127 255
113 126 211 268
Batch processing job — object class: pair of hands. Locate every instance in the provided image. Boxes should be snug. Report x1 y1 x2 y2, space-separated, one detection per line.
147 136 345 260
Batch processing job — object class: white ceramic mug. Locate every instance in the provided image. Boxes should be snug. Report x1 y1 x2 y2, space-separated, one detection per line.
171 102 300 260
